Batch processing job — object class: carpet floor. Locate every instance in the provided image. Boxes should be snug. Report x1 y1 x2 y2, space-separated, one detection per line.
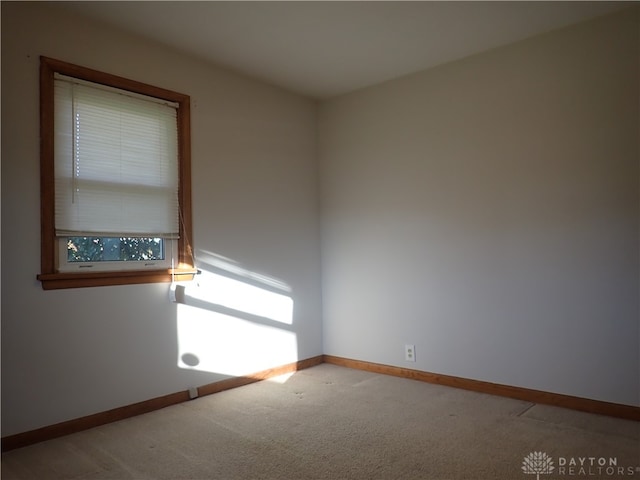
2 364 639 479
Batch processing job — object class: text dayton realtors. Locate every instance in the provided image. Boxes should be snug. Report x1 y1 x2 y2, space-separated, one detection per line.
556 457 636 476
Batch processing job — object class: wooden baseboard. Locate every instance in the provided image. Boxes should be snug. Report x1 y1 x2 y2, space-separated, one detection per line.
197 355 323 396
4 353 636 452
322 355 640 422
1 355 323 452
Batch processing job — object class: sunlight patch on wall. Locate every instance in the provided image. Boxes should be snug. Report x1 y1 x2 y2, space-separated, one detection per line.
181 269 293 325
177 303 298 376
174 252 297 376
197 250 292 293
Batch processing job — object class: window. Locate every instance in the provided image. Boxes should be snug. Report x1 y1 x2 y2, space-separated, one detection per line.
38 57 194 289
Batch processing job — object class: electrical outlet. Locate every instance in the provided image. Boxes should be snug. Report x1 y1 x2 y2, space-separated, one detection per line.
405 344 416 362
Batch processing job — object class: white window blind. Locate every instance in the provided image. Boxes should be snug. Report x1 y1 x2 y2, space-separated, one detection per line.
54 74 180 238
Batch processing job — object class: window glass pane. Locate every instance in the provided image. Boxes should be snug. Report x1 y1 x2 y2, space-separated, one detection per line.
67 237 165 263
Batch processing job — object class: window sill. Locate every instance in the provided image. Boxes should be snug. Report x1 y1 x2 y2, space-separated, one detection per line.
37 268 197 290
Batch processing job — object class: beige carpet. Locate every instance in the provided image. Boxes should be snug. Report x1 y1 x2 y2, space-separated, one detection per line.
2 364 638 479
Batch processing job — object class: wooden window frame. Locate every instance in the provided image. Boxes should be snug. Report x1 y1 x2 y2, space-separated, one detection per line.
37 56 195 290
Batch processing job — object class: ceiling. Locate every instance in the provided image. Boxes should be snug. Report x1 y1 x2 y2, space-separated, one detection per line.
57 1 628 99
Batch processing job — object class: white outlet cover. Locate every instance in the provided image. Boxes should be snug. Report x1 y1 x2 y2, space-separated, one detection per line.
405 344 416 362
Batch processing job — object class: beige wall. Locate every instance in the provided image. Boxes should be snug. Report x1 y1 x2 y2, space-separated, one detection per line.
319 8 639 406
1 2 322 436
